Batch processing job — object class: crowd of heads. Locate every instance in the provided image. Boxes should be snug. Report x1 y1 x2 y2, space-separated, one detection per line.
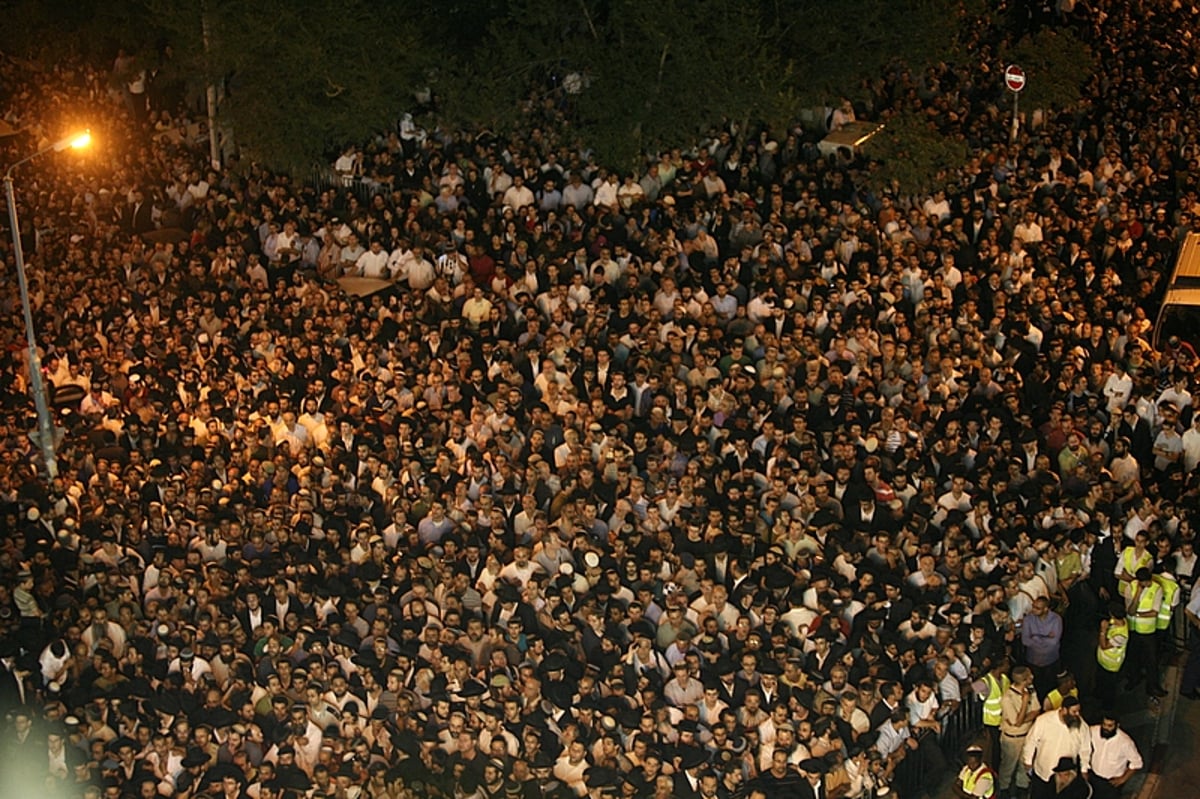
2 2 1200 799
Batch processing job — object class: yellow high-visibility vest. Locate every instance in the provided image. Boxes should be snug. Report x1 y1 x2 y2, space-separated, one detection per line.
1097 618 1128 673
959 763 996 797
983 672 1009 726
1043 687 1079 711
1118 547 1152 597
1128 583 1162 635
1155 573 1180 631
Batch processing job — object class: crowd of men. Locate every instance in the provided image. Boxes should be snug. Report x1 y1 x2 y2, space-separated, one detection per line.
2 2 1200 799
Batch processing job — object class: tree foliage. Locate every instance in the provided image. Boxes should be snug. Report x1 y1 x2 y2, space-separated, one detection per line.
0 0 159 65
771 0 986 106
430 0 794 169
860 110 971 195
999 28 1094 111
0 0 1034 193
152 0 426 174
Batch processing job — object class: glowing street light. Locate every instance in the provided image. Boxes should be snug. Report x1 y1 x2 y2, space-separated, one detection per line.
4 129 91 478
58 131 92 151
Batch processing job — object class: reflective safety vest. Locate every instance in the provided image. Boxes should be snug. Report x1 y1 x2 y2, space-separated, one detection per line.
1043 687 1079 711
1155 573 1180 631
958 763 996 798
1128 582 1163 635
1118 547 1153 598
1097 618 1129 673
983 672 1009 726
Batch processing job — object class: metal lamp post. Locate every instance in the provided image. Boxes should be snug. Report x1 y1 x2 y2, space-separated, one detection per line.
4 130 91 479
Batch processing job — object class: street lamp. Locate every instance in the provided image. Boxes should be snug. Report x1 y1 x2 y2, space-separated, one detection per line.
4 129 91 479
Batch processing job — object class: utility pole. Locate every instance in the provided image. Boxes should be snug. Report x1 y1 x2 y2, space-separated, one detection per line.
201 0 221 171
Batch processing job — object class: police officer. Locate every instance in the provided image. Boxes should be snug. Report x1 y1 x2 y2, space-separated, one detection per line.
956 744 996 798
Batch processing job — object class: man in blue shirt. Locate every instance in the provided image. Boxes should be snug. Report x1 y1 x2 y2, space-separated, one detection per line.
1022 595 1063 699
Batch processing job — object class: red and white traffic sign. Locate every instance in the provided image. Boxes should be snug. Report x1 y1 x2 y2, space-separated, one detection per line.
1004 64 1026 93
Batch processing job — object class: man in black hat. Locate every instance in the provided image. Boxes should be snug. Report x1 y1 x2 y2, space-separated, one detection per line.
272 744 312 792
673 746 709 798
1049 757 1091 799
174 748 212 795
670 718 706 767
0 642 32 714
713 658 748 707
795 757 828 799
528 750 570 799
539 651 576 710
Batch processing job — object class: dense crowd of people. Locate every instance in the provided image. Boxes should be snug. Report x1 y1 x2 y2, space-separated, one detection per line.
2 2 1200 799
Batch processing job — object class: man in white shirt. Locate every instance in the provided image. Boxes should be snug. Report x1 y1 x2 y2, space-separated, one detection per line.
923 190 951 223
875 708 915 758
1152 423 1184 472
1022 696 1090 796
406 246 437 291
355 239 389 278
1014 210 1044 244
167 648 213 682
501 174 534 211
81 606 127 657
1103 364 1133 413
497 545 541 588
562 172 594 209
486 164 513 199
1181 413 1200 473
298 398 330 449
905 681 942 735
593 172 620 210
1088 713 1142 799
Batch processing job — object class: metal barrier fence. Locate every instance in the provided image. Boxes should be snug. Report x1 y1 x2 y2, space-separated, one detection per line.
309 167 388 204
892 690 984 798
731 689 984 799
939 689 985 758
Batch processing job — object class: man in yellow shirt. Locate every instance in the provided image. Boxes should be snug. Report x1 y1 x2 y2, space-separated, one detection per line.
461 286 494 329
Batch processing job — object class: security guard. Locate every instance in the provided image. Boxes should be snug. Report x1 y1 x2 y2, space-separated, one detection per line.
1096 601 1129 710
1041 670 1079 712
956 744 996 798
1125 567 1164 697
981 658 1010 764
1153 561 1181 655
1115 532 1153 599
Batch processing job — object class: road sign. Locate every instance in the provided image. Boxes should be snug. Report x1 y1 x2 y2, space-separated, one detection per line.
1004 64 1026 93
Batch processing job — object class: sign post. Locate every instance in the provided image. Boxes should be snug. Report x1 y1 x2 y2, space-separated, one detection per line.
1004 64 1026 145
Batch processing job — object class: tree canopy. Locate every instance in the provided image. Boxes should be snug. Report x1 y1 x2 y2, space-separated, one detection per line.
0 0 1096 190
998 28 1093 112
432 0 795 169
